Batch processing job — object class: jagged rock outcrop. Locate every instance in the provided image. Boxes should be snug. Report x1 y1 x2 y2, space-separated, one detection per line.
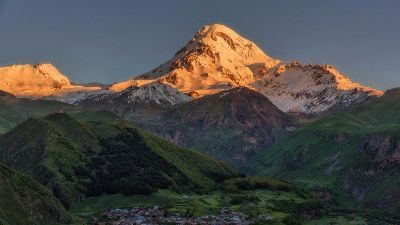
357 135 400 176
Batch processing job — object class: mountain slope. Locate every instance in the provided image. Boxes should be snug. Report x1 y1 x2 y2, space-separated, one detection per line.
111 24 382 115
0 112 237 209
350 87 400 124
138 87 296 166
0 90 121 134
78 82 192 120
0 63 102 103
0 90 76 134
0 163 70 225
246 88 400 216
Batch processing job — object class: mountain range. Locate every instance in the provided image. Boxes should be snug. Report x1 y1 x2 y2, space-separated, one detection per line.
0 24 382 116
0 94 324 225
1 23 399 224
0 24 385 166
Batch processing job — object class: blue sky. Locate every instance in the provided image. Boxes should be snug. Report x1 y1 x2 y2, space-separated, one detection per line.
0 0 399 90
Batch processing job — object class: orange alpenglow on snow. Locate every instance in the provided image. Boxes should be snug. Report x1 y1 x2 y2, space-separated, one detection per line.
109 24 281 94
110 24 383 114
0 24 383 114
0 63 102 102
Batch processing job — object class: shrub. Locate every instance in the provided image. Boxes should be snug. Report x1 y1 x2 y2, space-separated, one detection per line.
283 215 302 225
229 194 260 204
223 177 295 193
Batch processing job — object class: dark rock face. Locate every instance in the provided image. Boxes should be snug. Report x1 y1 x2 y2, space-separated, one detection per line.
342 175 369 202
335 132 349 144
357 135 400 175
342 135 400 211
283 145 310 171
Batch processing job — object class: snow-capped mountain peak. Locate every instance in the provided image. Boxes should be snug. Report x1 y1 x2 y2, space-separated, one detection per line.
110 23 281 96
0 63 102 102
109 24 382 114
192 24 278 67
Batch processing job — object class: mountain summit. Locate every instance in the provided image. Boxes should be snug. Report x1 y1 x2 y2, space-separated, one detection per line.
110 24 281 96
111 24 382 114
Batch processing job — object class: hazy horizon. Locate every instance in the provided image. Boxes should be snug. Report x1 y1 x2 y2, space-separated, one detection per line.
0 0 399 90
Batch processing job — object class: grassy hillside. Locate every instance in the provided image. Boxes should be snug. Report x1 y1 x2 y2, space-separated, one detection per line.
349 88 400 124
0 163 70 225
0 90 123 134
0 112 237 209
247 88 400 217
0 91 75 134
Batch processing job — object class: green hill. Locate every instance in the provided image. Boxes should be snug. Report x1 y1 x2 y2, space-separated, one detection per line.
0 112 237 209
349 87 400 124
247 88 400 217
0 163 70 225
0 90 122 135
0 91 75 134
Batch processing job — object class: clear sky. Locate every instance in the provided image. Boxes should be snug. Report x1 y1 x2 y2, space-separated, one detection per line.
0 0 399 90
